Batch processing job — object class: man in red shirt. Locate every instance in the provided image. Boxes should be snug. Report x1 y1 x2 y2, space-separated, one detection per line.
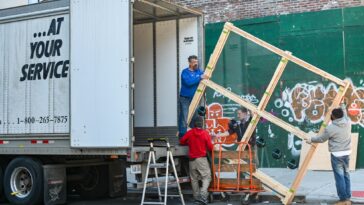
180 116 213 205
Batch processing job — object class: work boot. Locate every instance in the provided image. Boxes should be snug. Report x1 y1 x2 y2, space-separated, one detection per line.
344 200 352 205
334 200 347 205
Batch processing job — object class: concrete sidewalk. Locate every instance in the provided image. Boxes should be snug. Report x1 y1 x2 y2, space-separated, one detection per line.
128 168 364 204
259 168 364 204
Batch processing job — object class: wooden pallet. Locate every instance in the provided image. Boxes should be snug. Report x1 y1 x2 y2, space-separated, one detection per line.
186 22 352 204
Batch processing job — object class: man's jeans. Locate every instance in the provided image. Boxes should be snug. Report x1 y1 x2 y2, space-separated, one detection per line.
178 96 196 138
331 154 351 201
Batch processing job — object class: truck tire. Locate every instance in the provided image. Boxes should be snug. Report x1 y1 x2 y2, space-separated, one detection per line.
76 165 108 199
3 157 43 205
0 164 3 201
0 159 7 202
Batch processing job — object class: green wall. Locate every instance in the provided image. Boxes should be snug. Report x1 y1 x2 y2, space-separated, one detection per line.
204 6 364 169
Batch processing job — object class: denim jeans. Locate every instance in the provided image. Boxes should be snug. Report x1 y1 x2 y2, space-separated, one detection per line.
331 154 351 201
178 96 196 138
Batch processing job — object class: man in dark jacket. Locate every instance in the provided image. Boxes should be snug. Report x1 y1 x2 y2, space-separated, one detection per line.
229 107 256 146
180 116 213 205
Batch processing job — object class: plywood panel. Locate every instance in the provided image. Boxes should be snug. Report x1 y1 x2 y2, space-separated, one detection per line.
299 133 359 171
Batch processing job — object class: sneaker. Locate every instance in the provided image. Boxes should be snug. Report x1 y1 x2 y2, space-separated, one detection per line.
193 200 201 205
195 198 208 205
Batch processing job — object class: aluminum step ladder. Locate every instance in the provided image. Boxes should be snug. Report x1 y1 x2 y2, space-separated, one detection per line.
140 138 185 205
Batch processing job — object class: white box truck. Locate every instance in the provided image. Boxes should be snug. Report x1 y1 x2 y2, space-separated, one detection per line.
0 0 203 204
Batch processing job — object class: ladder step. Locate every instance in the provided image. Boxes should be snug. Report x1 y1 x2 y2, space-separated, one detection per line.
142 202 165 205
136 176 190 188
149 163 167 169
166 194 181 197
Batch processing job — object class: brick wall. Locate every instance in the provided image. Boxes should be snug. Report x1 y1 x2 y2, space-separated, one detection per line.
168 0 364 23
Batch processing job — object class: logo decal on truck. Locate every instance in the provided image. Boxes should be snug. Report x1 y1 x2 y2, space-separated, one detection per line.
20 17 69 81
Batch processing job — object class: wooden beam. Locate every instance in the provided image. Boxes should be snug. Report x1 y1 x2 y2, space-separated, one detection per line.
225 23 346 87
201 79 309 140
213 163 256 172
253 170 289 197
213 150 254 159
218 178 262 189
186 22 233 125
240 54 290 150
138 0 180 15
133 8 159 19
283 80 352 205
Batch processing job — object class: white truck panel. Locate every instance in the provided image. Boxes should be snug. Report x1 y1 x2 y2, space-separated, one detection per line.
0 24 3 133
179 18 199 84
0 15 70 134
70 0 130 147
156 20 177 127
134 23 154 127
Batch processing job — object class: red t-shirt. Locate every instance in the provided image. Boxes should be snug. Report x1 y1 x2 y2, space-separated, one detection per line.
179 128 213 159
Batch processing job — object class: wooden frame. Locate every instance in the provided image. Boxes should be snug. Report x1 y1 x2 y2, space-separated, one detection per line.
186 22 351 204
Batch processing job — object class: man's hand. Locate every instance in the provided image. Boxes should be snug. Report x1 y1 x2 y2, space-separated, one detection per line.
200 74 208 79
304 137 312 144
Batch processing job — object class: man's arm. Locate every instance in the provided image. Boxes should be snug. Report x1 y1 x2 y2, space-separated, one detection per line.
205 132 213 151
310 128 330 143
341 103 349 120
181 70 202 86
179 131 190 145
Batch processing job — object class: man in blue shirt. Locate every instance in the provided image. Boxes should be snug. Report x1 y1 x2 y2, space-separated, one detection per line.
178 55 207 138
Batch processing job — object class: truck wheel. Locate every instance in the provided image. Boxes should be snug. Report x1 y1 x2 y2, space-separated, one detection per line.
0 159 7 202
0 164 3 201
3 157 43 205
76 165 108 199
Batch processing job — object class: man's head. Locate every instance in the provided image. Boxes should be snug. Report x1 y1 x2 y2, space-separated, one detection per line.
331 108 344 121
194 116 204 128
237 107 248 121
188 55 198 70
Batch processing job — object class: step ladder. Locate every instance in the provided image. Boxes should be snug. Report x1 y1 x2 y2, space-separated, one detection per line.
140 138 185 205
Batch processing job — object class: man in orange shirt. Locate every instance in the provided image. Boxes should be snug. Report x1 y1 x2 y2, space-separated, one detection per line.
180 116 213 205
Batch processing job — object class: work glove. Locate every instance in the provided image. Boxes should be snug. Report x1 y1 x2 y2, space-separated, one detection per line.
305 137 312 144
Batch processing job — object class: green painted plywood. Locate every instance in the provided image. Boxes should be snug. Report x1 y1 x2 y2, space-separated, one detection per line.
204 6 364 169
344 26 364 73
343 6 364 26
280 9 342 34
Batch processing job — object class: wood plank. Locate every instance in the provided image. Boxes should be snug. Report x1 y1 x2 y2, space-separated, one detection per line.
240 55 290 150
202 79 309 140
253 170 289 197
299 133 359 171
213 150 254 159
214 163 256 172
283 80 351 205
186 22 233 125
225 23 345 87
217 178 262 189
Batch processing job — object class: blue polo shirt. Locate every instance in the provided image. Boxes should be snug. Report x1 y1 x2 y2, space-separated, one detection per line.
180 68 203 98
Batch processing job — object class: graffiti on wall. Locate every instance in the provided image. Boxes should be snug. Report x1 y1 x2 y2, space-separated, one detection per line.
274 79 364 127
212 87 259 115
206 79 364 165
205 103 237 145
